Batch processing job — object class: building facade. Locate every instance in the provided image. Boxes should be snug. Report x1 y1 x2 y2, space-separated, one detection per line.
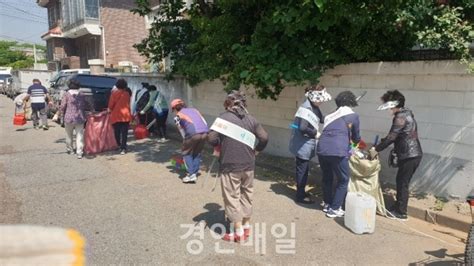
37 0 148 71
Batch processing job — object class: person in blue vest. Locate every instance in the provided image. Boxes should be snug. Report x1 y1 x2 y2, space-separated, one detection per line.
317 91 361 218
289 84 331 204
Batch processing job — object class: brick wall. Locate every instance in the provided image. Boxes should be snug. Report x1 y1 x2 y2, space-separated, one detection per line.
100 0 148 69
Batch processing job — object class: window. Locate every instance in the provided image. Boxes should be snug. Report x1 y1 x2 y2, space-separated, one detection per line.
47 0 61 28
85 0 99 18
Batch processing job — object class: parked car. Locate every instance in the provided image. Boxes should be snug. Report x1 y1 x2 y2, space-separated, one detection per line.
49 74 117 115
49 69 90 88
0 74 12 95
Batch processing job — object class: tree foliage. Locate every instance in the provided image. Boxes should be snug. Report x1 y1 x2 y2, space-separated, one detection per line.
133 0 473 99
0 41 42 70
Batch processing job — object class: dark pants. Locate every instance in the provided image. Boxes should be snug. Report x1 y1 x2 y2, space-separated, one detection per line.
113 122 129 150
319 155 350 210
395 156 422 214
31 103 47 127
138 112 153 125
295 157 310 201
154 110 168 138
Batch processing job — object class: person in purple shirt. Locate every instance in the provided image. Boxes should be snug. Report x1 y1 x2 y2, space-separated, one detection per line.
60 79 91 159
317 91 361 218
171 99 209 183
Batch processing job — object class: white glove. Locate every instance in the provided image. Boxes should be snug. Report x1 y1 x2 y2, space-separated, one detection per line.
140 110 145 115
316 132 321 139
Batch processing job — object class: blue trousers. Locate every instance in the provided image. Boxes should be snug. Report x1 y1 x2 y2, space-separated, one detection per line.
295 157 310 201
183 154 201 175
319 155 350 210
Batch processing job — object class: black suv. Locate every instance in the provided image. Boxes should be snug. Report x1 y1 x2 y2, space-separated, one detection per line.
50 74 117 113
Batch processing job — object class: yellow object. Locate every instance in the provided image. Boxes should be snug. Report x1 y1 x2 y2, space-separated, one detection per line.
0 225 86 266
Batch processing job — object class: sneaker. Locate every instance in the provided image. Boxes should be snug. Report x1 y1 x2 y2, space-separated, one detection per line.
222 233 248 243
159 138 169 143
34 125 39 130
295 198 315 205
182 174 197 183
67 150 72 155
120 149 126 155
387 210 408 221
42 125 49 131
326 208 345 218
322 204 330 213
77 154 83 159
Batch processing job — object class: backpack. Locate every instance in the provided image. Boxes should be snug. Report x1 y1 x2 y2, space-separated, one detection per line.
135 90 150 112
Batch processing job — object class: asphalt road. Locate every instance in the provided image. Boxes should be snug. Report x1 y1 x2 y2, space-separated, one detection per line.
0 95 467 265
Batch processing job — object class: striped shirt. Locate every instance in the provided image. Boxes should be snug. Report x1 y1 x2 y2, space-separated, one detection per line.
27 83 48 104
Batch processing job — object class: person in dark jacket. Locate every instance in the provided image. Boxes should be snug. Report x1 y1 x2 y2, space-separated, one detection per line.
317 91 361 218
373 90 422 221
208 91 268 243
289 84 331 204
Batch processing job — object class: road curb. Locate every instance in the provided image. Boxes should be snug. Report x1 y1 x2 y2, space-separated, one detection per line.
257 161 472 233
408 205 471 232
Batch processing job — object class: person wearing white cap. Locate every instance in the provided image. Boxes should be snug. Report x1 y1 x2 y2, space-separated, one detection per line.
289 84 331 204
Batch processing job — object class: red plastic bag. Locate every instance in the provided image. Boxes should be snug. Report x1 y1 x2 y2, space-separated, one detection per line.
13 113 26 126
134 124 149 140
84 111 118 155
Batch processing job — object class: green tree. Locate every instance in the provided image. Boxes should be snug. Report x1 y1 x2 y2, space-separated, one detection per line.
133 0 473 99
0 40 39 69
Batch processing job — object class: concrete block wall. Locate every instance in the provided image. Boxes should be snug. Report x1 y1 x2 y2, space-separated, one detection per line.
191 60 474 199
114 60 473 198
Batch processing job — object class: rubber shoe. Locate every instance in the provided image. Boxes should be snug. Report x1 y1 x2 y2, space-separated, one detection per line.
182 174 197 183
326 208 345 218
387 210 408 221
222 233 248 243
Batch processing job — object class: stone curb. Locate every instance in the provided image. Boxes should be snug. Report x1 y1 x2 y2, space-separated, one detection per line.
257 161 472 233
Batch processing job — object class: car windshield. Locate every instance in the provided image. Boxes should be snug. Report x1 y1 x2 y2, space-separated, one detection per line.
74 75 116 89
0 74 12 80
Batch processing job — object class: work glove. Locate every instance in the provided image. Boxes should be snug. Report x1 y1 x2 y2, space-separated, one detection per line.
369 147 378 160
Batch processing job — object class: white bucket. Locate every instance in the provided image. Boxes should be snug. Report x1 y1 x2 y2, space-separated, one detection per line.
344 192 377 234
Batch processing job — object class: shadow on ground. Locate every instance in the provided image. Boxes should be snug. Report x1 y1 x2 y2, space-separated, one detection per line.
192 203 227 234
408 248 464 265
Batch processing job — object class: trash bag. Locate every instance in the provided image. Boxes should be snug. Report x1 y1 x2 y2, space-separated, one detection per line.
84 111 118 155
348 155 386 215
